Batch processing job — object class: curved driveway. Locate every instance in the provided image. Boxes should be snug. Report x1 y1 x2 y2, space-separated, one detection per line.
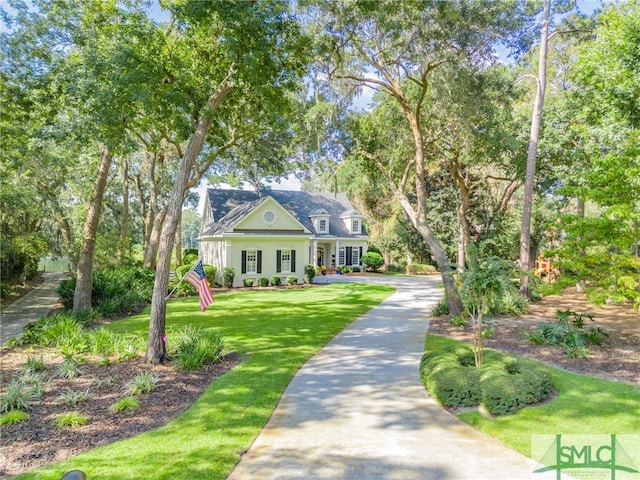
227 275 558 480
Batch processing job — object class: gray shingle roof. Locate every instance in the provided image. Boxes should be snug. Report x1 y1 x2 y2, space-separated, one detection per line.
201 189 368 238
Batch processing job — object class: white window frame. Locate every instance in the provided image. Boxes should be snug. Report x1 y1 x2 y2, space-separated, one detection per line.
319 218 328 233
351 247 360 266
338 247 345 266
246 249 258 274
351 219 361 234
280 249 292 273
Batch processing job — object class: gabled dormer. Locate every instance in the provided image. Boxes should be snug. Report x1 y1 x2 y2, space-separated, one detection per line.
340 209 364 235
309 208 331 234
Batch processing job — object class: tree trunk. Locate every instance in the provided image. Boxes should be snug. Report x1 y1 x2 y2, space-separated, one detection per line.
576 197 586 292
448 156 471 272
175 214 183 267
73 146 113 312
145 80 231 364
520 0 550 298
399 104 463 316
118 155 130 263
143 206 168 269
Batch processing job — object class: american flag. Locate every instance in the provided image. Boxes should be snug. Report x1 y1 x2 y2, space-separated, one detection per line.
185 260 215 312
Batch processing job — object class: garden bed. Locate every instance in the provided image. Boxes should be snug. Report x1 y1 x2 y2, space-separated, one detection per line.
0 349 240 479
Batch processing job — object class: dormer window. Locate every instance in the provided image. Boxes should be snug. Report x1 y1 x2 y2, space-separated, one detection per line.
309 208 330 235
341 209 364 235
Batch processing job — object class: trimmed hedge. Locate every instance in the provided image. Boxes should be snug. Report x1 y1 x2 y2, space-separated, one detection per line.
406 264 437 275
258 277 270 287
420 342 553 416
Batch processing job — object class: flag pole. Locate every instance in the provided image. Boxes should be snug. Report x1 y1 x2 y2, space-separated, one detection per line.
166 259 200 300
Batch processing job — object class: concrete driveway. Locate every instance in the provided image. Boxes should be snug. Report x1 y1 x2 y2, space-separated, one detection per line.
227 274 559 480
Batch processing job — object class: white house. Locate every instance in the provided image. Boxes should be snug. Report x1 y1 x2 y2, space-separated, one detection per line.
198 189 369 287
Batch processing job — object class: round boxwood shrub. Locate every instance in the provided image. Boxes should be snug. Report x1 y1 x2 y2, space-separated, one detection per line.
427 366 481 407
258 277 270 287
420 342 554 415
271 275 281 286
286 275 298 285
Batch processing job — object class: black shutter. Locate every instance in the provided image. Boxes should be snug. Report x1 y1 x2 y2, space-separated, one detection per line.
359 246 363 264
257 250 262 274
276 250 281 273
291 250 296 272
241 250 247 274
346 247 353 266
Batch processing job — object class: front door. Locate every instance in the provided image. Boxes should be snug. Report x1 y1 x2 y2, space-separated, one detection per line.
316 247 325 267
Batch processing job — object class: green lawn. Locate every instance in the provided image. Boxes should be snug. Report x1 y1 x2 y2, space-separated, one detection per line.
15 283 394 480
426 335 640 456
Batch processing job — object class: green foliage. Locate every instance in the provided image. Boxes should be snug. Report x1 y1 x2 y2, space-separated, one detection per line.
123 372 159 396
24 355 47 373
524 309 608 357
92 376 115 390
171 325 225 371
108 397 140 414
56 358 83 379
243 278 254 288
52 412 87 429
451 315 467 327
351 266 361 273
286 275 298 285
304 264 316 284
58 267 155 316
182 249 199 266
421 342 553 415
361 251 384 272
406 264 438 275
0 410 30 426
1 379 39 413
60 388 91 407
431 297 449 317
222 268 235 289
258 277 270 287
271 275 282 287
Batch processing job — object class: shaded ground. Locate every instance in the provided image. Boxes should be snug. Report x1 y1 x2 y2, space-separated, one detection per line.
0 349 240 479
429 288 640 385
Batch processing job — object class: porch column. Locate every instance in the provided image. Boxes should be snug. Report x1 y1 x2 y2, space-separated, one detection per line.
335 240 340 267
313 239 318 266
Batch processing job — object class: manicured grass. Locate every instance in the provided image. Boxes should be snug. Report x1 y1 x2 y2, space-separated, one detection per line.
426 335 640 456
14 283 393 480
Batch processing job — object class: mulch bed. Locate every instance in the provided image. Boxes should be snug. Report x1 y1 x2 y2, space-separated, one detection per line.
0 350 240 479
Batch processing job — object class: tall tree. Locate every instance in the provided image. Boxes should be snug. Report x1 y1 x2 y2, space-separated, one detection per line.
304 0 535 315
145 0 309 363
520 0 552 298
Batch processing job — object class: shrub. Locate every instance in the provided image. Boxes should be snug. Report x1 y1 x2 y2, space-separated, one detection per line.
451 315 466 327
420 343 553 415
524 309 608 357
123 372 159 396
24 355 47 373
304 264 316 283
52 412 87 429
426 366 481 407
109 397 140 414
222 267 235 288
361 252 384 272
258 277 270 287
271 275 281 286
88 327 119 355
56 358 83 379
1 380 37 412
431 297 449 317
406 264 437 275
351 266 361 273
60 388 91 406
243 278 254 288
0 410 30 426
172 325 225 371
182 248 199 265
286 275 298 286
